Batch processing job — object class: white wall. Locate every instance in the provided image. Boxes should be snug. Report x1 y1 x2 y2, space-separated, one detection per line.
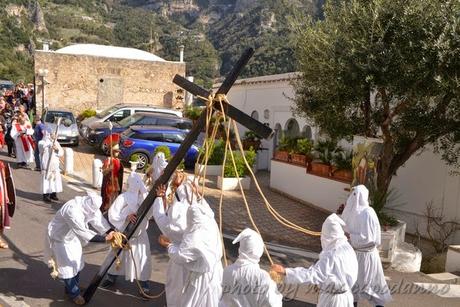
222 74 318 170
387 149 460 242
270 160 350 212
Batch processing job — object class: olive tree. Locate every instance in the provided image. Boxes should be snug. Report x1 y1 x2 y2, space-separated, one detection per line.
293 0 460 195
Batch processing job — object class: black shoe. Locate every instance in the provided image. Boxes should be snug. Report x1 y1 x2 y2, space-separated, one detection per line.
50 193 59 201
43 194 52 203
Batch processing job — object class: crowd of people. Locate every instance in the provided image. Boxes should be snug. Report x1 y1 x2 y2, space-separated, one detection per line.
0 86 393 306
41 145 392 307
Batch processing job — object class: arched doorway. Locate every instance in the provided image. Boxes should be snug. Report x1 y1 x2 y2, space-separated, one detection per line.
285 118 300 138
302 125 312 139
251 110 259 121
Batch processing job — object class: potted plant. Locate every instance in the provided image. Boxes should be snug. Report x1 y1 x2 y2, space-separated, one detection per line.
331 150 353 182
217 148 256 190
309 139 340 177
242 130 261 151
291 138 313 167
195 138 225 176
274 135 291 162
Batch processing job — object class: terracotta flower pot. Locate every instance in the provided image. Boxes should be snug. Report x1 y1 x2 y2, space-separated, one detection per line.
309 162 331 177
332 169 353 182
274 150 289 162
290 153 307 166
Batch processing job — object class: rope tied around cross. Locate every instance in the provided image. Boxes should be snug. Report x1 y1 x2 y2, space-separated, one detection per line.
192 90 321 284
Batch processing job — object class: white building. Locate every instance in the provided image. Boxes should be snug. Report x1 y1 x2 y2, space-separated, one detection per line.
216 72 460 243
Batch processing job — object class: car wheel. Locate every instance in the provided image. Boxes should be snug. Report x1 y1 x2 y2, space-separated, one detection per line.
132 152 149 170
101 142 109 156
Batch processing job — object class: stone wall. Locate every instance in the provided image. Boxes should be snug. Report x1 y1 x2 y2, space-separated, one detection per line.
34 51 186 115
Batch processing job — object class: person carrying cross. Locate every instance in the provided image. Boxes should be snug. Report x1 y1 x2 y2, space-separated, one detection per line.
39 129 63 202
271 213 358 307
44 192 114 305
158 172 223 307
153 170 193 307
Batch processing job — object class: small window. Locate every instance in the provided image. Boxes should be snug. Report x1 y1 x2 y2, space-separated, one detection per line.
176 121 192 130
107 110 131 122
145 133 163 141
162 133 185 143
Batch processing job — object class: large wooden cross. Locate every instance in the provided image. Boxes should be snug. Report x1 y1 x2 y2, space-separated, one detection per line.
83 48 273 302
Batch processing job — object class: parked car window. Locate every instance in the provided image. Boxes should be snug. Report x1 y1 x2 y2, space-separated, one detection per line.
176 121 193 130
119 113 142 127
162 133 185 143
137 117 158 125
107 109 131 122
96 105 119 119
44 111 75 124
156 118 177 127
131 132 163 141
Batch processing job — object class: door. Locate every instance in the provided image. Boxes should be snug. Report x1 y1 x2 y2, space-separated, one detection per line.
97 77 124 109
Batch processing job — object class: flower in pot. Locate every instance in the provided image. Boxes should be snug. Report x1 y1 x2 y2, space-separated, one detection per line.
331 150 353 182
310 139 340 177
291 138 313 167
274 135 292 162
242 130 261 151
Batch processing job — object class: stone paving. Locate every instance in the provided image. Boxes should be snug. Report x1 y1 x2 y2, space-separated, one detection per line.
69 143 329 253
201 172 328 253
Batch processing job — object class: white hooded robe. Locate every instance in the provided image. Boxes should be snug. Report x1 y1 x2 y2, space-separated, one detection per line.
108 172 152 282
167 201 223 307
285 214 358 307
39 133 63 194
152 181 191 307
341 185 392 305
220 228 282 307
44 193 110 279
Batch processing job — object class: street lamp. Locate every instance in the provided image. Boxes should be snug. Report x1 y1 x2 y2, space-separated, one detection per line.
37 68 49 114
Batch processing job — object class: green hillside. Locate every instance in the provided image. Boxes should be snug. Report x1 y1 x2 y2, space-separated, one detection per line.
0 0 323 87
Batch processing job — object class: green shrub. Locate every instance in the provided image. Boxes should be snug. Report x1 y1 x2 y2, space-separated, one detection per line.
183 106 203 120
198 138 225 165
314 139 342 165
333 150 353 171
295 138 313 155
130 154 139 162
77 109 96 121
223 148 256 177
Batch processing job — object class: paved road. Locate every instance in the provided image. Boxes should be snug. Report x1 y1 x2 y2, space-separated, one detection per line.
0 152 312 307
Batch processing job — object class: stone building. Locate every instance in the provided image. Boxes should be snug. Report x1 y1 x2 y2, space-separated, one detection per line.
34 44 186 115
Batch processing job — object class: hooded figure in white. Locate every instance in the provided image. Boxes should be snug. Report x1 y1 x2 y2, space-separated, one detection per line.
107 172 152 287
279 214 358 307
167 198 223 307
152 176 195 307
39 130 63 200
341 185 392 306
146 152 168 188
220 228 282 307
44 192 111 303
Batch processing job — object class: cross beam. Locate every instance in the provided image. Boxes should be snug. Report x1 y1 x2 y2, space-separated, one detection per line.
83 47 273 302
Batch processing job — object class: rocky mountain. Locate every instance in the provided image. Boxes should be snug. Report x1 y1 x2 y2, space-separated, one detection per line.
0 0 324 86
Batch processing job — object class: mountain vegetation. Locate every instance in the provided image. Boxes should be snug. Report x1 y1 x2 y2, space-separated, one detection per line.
0 0 323 87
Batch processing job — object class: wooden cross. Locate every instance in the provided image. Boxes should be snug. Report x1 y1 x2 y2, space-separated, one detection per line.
83 48 273 302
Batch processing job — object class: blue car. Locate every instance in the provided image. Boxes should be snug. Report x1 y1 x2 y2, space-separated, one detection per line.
86 112 193 152
119 126 199 170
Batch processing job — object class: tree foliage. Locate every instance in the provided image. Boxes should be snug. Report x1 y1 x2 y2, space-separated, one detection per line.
293 0 460 193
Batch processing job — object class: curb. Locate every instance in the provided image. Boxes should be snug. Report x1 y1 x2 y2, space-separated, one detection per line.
0 295 30 307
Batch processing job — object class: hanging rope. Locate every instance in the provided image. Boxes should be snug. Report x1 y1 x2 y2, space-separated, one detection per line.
108 231 165 299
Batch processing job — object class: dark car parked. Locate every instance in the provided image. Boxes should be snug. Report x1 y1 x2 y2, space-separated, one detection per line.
87 112 193 152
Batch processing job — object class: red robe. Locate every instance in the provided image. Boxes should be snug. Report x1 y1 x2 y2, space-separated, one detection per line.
0 162 10 231
101 157 123 212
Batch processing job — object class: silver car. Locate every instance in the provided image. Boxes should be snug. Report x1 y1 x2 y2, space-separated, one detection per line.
42 108 79 146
